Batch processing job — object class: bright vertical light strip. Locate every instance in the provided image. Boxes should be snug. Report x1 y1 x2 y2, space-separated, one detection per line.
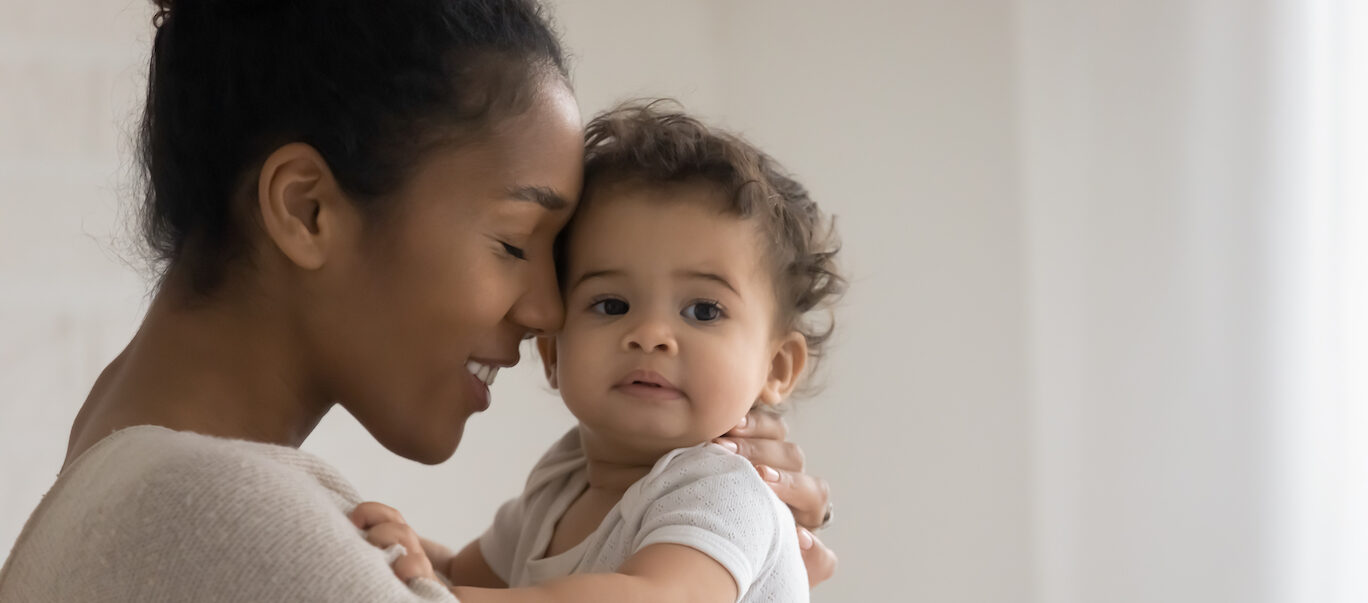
1307 0 1334 597
1274 0 1366 601
1295 0 1368 601
1332 0 1368 600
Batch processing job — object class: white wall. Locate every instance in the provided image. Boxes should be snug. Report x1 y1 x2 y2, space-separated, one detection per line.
1018 2 1276 601
0 0 157 566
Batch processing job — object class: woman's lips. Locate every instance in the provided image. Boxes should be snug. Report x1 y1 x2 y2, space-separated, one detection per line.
466 372 491 411
464 357 513 412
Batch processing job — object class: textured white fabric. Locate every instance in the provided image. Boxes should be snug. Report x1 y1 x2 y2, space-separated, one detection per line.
0 425 456 602
479 429 807 602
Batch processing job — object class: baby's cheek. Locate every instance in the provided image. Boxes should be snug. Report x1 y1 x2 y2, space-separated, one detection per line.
696 364 763 435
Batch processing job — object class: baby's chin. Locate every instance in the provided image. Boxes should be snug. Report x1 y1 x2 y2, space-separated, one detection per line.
577 419 719 461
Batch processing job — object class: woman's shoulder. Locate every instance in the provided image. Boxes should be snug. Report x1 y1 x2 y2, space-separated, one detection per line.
1 426 457 602
60 425 363 512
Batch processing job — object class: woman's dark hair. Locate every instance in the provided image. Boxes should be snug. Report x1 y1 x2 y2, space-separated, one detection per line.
141 0 567 295
566 100 846 378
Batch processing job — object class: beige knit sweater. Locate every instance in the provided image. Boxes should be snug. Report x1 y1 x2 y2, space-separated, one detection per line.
0 425 457 602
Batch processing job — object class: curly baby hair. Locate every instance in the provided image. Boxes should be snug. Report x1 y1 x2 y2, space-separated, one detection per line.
567 100 846 377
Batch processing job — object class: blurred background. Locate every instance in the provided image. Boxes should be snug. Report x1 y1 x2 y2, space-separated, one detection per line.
1 1 1364 601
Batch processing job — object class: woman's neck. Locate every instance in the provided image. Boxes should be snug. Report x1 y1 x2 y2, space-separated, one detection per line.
65 277 330 468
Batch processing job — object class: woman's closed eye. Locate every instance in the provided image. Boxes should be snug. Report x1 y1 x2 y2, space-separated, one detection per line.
681 300 725 322
500 241 527 260
590 297 629 316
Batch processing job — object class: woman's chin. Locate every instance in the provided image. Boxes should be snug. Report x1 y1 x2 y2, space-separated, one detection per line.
374 419 467 465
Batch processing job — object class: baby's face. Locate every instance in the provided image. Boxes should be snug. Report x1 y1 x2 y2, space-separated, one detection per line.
548 181 783 454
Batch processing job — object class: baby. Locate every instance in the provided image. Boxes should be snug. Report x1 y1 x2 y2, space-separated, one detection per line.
358 101 844 602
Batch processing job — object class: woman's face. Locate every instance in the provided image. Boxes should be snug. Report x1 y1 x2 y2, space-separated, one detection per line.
311 80 583 464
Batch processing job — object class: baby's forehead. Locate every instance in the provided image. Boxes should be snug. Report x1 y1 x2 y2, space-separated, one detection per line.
569 181 762 245
559 185 778 284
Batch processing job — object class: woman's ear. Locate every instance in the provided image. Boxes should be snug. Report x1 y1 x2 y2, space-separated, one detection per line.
536 335 560 389
760 331 808 405
256 142 356 271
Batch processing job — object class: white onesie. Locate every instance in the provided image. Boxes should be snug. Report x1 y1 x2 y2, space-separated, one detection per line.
479 429 808 602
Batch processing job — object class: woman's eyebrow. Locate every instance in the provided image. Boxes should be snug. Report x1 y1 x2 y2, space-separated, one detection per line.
505 185 570 210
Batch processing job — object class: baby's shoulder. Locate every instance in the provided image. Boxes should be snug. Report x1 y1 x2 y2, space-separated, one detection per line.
627 442 788 522
656 441 759 480
616 443 805 601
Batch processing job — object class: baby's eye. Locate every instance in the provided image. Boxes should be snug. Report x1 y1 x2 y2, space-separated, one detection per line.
682 301 724 322
591 298 629 316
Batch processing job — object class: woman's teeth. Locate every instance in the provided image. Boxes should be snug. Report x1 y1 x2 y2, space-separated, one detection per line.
466 361 499 386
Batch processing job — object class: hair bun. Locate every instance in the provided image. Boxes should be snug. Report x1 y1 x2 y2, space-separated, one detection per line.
152 0 174 26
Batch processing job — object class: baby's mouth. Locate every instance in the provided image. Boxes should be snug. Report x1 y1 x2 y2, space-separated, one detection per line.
614 369 684 400
616 369 677 390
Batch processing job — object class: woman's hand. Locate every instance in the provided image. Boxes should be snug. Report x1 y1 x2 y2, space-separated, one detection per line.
715 408 838 587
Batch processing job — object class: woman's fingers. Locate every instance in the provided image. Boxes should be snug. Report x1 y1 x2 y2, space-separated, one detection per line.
723 408 788 440
797 527 838 588
715 436 805 472
753 464 831 529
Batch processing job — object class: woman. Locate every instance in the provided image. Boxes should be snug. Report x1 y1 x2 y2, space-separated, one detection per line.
0 1 835 600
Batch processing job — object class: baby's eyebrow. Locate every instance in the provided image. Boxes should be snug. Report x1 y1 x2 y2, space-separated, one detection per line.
567 268 741 297
676 270 740 297
569 269 625 292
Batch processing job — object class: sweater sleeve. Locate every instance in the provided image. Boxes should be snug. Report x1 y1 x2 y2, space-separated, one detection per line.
79 439 459 603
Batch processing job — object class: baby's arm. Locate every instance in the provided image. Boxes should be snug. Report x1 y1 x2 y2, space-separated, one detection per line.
451 543 736 603
442 539 508 588
358 503 735 602
352 502 507 589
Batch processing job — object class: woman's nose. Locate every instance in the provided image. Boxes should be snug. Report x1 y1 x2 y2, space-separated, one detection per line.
509 258 565 336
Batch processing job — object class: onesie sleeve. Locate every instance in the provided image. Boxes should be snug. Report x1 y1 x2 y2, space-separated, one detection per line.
476 495 525 584
630 446 790 601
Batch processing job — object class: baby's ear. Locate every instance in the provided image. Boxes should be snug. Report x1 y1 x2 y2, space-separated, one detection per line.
536 336 560 389
759 331 808 405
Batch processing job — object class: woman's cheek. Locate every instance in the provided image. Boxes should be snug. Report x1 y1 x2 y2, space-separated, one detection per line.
467 275 522 322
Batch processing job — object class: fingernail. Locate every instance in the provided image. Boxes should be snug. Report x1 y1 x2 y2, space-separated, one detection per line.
756 464 780 483
715 439 739 453
798 528 814 550
735 415 748 430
